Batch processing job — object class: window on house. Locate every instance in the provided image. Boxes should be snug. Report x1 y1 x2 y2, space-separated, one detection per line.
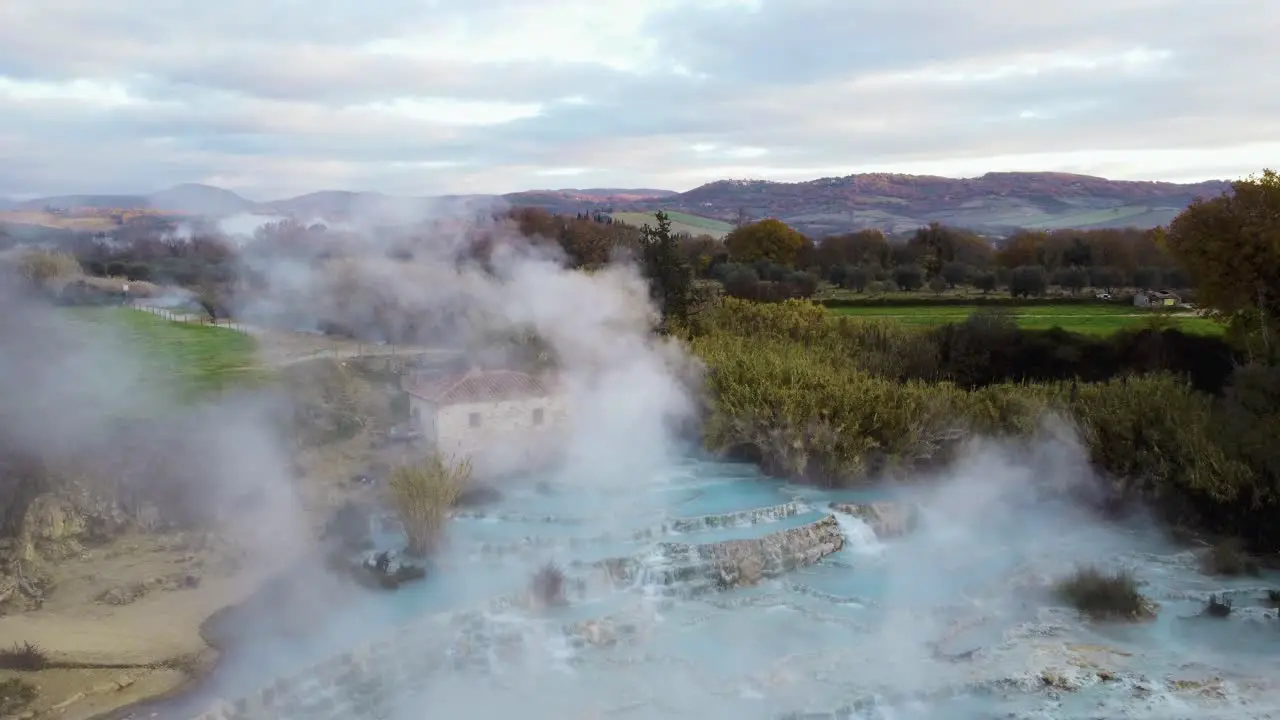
469 412 481 428
533 408 544 425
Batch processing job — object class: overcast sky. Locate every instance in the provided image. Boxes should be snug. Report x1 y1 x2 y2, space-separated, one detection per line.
1 0 1276 199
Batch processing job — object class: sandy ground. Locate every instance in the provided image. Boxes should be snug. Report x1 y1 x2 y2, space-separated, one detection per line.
0 422 419 720
0 531 299 720
0 326 428 719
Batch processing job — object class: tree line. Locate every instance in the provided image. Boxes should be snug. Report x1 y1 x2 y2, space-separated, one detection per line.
29 170 1280 355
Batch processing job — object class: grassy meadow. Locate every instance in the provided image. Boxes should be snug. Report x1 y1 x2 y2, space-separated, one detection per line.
68 307 267 398
610 211 734 238
827 303 1224 335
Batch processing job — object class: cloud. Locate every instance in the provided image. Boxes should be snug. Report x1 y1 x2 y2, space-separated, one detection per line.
0 0 1276 198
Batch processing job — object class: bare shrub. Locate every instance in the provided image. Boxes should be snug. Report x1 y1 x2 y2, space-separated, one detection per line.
1054 565 1154 621
388 454 471 557
529 561 567 607
1203 593 1233 618
1199 538 1261 577
14 249 81 287
0 641 48 671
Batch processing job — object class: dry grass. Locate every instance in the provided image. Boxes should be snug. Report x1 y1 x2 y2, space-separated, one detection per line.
0 210 119 231
0 641 48 671
1199 539 1261 577
1054 566 1153 621
12 248 81 285
0 677 38 716
529 561 568 607
78 274 162 297
388 454 472 557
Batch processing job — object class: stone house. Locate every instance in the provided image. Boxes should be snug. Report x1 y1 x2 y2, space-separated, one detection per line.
402 369 569 477
1133 290 1181 308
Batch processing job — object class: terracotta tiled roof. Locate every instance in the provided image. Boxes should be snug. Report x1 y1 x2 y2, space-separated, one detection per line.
404 369 551 405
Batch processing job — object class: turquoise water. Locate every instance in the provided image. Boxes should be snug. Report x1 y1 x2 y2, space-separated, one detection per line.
127 455 1280 719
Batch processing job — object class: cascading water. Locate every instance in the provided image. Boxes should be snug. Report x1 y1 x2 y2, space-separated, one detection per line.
127 454 1280 720
832 511 885 556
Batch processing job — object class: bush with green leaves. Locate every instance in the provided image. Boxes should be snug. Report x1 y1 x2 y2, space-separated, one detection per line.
691 297 1280 551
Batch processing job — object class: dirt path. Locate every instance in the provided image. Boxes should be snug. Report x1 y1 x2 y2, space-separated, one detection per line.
128 304 461 368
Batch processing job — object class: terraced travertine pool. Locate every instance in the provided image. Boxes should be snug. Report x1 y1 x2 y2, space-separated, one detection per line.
128 453 1280 719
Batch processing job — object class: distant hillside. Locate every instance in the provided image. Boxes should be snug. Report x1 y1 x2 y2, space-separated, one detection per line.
9 185 675 222
15 194 149 211
7 173 1230 233
623 172 1230 235
148 183 254 216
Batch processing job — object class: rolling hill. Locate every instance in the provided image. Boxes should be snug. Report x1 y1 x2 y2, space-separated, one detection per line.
148 183 254 216
625 172 1230 235
3 172 1231 235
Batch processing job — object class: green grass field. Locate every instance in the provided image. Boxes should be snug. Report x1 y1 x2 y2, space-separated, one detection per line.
828 303 1224 335
610 211 734 238
70 308 266 398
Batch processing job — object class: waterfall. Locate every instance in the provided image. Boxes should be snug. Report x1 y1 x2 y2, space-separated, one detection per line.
833 512 884 556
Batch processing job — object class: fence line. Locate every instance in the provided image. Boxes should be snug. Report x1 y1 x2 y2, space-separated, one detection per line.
129 303 252 335
126 305 467 373
127 304 452 368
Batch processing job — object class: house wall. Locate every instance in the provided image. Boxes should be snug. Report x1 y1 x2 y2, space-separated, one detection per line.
432 393 570 478
1133 293 1179 309
407 396 437 443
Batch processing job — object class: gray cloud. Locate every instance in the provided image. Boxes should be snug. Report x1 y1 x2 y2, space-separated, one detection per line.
0 0 1275 199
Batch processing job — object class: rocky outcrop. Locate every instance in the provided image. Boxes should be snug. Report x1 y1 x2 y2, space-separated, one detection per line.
655 501 808 536
829 501 918 538
464 501 812 558
589 515 845 592
18 493 86 561
353 551 426 590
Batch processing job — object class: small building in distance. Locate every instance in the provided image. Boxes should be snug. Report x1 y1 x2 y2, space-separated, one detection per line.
1133 290 1182 309
402 368 569 478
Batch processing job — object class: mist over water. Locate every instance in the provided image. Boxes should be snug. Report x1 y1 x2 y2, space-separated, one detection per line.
9 203 1279 720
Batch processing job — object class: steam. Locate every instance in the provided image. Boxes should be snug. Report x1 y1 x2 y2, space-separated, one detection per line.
0 272 306 567
217 213 289 241
162 222 195 244
6 198 1271 719
215 199 1188 718
233 201 697 489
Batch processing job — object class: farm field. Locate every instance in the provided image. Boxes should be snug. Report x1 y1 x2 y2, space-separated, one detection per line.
828 302 1224 335
610 211 734 238
0 210 120 231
